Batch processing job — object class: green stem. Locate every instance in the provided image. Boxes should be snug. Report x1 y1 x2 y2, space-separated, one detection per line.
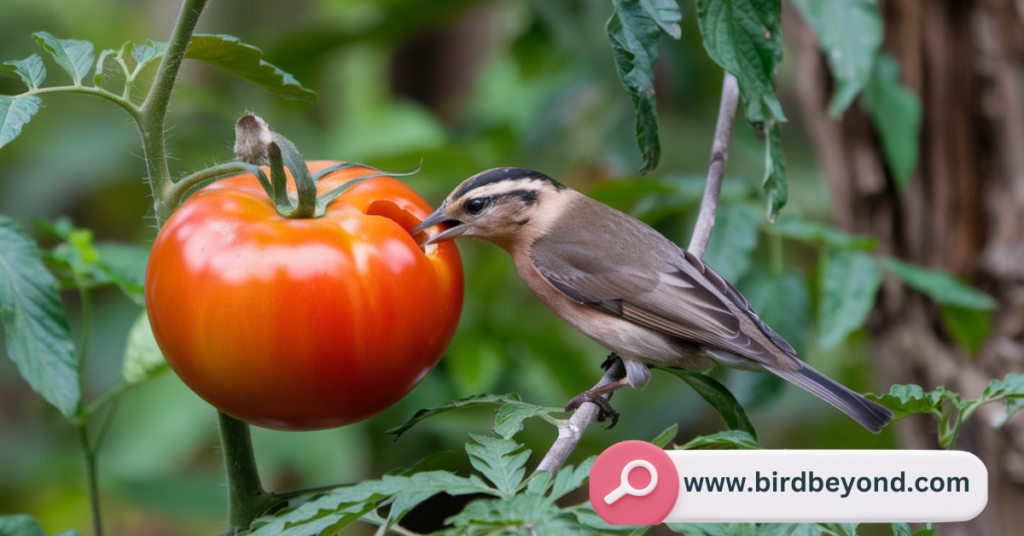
25 86 140 120
75 286 92 416
219 412 269 528
77 424 103 536
84 380 132 416
138 0 210 226
167 162 254 210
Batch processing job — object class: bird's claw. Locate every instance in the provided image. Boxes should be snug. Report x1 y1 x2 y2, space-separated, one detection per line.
565 391 620 429
599 352 621 370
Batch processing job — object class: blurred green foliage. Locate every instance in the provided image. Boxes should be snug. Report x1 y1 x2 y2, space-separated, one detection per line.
0 0 952 534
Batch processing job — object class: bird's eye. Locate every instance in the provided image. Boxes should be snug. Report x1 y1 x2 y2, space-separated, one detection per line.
465 198 488 215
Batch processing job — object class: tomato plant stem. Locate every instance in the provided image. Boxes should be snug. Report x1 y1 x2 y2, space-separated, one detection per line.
218 411 269 528
76 424 103 536
139 0 209 226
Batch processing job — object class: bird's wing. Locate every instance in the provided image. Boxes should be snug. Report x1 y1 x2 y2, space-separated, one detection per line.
530 206 799 370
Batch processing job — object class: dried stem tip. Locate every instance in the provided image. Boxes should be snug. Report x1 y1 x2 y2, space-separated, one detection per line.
234 112 273 165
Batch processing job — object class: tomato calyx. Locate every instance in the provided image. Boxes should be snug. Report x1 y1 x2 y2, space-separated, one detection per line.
165 113 418 219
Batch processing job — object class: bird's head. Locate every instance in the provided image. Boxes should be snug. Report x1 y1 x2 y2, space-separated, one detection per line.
412 167 568 249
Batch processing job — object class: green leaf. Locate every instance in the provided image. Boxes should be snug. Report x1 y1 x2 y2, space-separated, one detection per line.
0 95 41 151
740 268 810 357
818 523 859 536
702 203 762 283
763 121 787 221
548 457 596 502
1005 398 1024 426
910 530 937 536
525 471 551 495
121 313 168 385
387 393 524 439
2 54 47 90
0 215 79 417
32 32 95 85
866 384 945 421
818 250 883 348
638 0 684 39
93 243 149 305
131 40 167 66
890 523 910 536
658 367 757 439
882 257 996 310
494 402 562 440
938 305 992 357
768 219 878 250
446 494 564 533
607 0 671 174
759 524 820 536
980 373 1024 404
696 0 785 122
0 515 81 536
676 430 759 450
862 54 922 192
791 0 883 115
651 423 679 447
184 34 317 104
466 434 530 495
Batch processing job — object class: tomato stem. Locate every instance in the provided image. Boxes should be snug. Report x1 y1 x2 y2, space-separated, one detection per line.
219 412 270 528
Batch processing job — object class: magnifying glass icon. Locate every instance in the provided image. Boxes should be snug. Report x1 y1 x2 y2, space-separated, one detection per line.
604 459 659 505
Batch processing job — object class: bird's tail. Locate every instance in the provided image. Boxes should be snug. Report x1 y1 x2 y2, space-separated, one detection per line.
766 363 894 433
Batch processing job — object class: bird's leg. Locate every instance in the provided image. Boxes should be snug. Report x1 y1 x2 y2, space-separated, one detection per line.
565 354 629 428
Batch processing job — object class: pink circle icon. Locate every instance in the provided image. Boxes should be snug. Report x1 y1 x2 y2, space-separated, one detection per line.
589 440 679 525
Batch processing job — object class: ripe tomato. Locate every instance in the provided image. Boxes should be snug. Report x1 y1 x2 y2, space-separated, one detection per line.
145 161 464 430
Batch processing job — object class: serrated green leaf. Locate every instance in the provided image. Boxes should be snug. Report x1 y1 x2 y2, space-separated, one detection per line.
818 250 882 348
890 523 910 536
466 434 530 495
938 305 992 357
494 402 551 439
740 268 810 358
697 0 785 122
658 367 757 439
866 384 945 421
2 54 47 90
882 257 996 310
446 493 560 531
0 95 41 151
525 471 551 495
862 54 921 192
388 393 523 439
0 515 81 536
630 527 653 536
0 215 79 417
768 219 878 250
702 203 761 283
651 423 679 448
93 243 148 305
245 472 493 536
184 34 316 104
980 373 1024 404
818 523 859 536
121 313 167 385
791 0 882 115
548 457 596 502
573 502 645 532
665 523 735 536
607 0 673 174
32 32 94 85
763 121 787 220
1005 398 1024 425
676 430 759 450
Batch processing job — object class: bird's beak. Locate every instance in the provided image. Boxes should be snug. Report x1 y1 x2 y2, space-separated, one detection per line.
411 208 467 246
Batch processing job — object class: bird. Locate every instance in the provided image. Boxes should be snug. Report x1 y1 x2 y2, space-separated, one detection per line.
410 167 894 433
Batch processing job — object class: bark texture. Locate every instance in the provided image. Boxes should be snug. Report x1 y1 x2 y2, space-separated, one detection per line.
792 1 1024 534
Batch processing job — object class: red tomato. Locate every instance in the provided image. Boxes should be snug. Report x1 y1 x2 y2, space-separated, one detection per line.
145 161 464 430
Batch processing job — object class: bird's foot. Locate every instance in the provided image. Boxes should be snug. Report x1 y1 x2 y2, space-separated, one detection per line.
565 391 620 429
599 352 622 370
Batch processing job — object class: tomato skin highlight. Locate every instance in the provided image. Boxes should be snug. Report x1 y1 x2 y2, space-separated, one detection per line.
145 161 464 431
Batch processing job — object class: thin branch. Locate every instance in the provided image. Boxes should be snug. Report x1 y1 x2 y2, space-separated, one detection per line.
536 360 626 474
688 73 739 258
534 72 740 476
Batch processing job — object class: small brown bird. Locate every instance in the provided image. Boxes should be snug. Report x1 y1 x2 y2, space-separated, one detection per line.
412 167 893 433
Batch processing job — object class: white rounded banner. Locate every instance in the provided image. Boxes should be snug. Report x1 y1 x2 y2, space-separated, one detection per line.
663 450 987 523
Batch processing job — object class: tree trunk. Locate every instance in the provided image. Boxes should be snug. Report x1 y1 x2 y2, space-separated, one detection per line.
791 1 1024 534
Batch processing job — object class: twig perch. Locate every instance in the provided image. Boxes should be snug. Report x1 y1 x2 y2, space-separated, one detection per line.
535 72 740 475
